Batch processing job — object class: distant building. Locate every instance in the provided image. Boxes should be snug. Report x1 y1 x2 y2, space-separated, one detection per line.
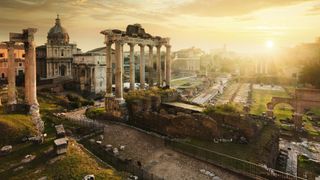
0 42 25 82
172 47 204 73
36 15 80 81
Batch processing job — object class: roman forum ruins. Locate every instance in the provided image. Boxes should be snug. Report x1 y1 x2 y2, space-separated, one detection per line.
6 28 39 109
101 24 171 115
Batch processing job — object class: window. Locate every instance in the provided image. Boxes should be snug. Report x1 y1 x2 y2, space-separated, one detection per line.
1 73 4 79
19 63 22 67
61 50 64 57
22 54 25 58
0 53 3 58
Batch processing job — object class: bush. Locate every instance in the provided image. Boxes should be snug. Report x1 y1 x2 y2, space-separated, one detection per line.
204 103 242 115
85 107 105 119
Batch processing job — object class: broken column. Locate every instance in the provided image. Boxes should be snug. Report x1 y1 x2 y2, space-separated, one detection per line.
105 41 113 96
6 41 17 104
23 28 38 106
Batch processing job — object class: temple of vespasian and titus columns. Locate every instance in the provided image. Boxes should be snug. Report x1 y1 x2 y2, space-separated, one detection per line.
101 24 171 116
6 28 39 110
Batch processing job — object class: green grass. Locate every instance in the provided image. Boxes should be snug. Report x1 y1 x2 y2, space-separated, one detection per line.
86 107 106 119
250 89 291 118
303 118 319 136
2 139 121 180
298 155 320 179
0 110 36 146
0 92 122 179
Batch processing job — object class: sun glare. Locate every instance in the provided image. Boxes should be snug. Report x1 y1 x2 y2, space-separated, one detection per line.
266 40 274 48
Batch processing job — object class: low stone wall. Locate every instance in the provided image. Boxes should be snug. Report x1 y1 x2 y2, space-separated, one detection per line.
3 104 30 114
127 96 219 140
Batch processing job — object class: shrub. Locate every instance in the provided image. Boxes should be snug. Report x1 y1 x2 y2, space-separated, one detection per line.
204 103 243 115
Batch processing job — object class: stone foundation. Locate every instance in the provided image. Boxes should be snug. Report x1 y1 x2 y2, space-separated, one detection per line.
105 96 128 120
3 104 30 114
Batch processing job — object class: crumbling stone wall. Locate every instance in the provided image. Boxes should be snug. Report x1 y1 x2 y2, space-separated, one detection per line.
127 97 219 140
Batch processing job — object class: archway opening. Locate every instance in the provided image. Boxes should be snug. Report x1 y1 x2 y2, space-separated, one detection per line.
59 65 66 76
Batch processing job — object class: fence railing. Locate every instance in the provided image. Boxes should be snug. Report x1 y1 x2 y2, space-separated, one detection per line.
62 115 105 131
165 139 306 180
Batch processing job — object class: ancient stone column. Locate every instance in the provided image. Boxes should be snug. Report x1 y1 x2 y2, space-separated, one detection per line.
165 45 171 88
139 44 145 89
129 43 135 90
148 45 154 87
115 39 124 100
105 42 113 96
7 41 17 104
24 28 38 106
156 45 162 87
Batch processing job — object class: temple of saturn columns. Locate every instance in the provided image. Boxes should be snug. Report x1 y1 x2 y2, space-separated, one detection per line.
6 28 39 110
101 24 171 116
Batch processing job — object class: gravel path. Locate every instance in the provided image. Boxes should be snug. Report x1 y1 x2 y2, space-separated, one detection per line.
102 123 244 180
64 107 244 180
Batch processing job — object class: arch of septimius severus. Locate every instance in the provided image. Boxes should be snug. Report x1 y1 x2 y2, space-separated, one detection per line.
101 24 171 116
5 28 39 109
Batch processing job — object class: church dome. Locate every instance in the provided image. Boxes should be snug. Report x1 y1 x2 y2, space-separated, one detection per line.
47 15 69 45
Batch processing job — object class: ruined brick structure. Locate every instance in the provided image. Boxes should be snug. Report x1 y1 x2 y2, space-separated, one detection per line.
267 88 320 128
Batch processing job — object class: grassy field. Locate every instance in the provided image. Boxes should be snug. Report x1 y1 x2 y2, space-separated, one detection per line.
1 139 121 180
250 89 290 115
171 77 202 88
0 109 36 146
0 92 122 179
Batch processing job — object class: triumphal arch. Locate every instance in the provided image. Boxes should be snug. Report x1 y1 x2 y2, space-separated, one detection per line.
101 24 171 118
267 88 320 129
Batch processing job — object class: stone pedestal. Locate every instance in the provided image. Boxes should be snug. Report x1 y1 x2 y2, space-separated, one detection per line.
266 109 274 118
293 113 303 129
105 96 128 120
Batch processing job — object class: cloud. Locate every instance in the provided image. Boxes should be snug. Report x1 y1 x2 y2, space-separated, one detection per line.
306 4 320 15
173 0 313 17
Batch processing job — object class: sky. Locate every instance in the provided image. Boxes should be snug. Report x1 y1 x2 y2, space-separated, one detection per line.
0 0 320 53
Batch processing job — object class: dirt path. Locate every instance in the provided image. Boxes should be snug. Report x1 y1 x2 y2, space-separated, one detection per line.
103 123 244 180
64 108 244 180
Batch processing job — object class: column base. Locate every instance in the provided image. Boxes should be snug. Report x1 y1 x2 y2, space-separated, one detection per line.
105 96 128 120
293 113 303 130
